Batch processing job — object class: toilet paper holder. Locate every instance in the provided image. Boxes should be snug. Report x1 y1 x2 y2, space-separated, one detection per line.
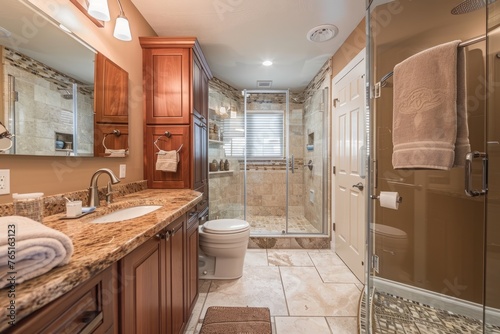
370 194 403 203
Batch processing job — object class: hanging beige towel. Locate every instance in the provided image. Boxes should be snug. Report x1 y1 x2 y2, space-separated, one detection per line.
156 149 179 172
454 46 470 167
392 40 470 170
0 216 74 288
105 148 129 157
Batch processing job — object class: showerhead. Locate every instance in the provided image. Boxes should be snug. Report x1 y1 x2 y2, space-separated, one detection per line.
57 88 73 100
451 0 496 15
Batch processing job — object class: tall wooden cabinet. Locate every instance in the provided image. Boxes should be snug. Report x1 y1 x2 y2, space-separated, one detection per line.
140 37 212 203
140 37 210 331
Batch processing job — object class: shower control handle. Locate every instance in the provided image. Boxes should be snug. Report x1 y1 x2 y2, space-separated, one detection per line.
352 182 364 191
290 154 295 174
303 160 313 171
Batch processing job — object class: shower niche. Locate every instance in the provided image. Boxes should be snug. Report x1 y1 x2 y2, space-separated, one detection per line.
55 132 74 153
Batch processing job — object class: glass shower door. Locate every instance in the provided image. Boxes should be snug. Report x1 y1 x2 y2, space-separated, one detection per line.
485 2 500 331
241 89 327 235
242 90 291 235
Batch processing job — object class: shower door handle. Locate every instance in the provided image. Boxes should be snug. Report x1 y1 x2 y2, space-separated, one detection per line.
465 151 488 197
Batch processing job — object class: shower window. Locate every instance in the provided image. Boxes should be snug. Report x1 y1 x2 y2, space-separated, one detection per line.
223 110 284 158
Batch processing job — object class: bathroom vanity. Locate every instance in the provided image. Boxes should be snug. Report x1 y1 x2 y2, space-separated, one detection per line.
0 189 202 334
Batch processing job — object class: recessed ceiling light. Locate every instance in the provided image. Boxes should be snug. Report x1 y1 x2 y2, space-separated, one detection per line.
307 24 338 43
262 60 273 66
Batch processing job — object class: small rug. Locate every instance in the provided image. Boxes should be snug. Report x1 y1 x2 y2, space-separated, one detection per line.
200 306 272 334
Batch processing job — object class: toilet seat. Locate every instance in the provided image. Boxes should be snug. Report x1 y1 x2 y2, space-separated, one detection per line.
202 219 250 234
371 224 406 239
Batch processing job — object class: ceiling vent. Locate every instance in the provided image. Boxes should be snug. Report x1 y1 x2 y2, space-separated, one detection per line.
307 24 338 43
257 80 272 88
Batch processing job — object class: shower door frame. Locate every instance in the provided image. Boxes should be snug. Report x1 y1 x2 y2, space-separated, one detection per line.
242 89 329 236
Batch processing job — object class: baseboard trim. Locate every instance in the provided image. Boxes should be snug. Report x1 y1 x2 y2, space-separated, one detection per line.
373 277 500 326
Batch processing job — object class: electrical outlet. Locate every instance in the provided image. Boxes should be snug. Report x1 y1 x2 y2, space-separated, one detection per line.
119 164 126 178
0 169 10 195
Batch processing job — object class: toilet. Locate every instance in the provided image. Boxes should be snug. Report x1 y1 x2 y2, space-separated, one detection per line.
371 224 408 280
198 219 250 280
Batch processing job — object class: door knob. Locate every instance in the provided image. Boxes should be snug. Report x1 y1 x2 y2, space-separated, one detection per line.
352 182 364 191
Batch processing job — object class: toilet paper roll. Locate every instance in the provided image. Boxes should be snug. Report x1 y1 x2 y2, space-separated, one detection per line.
379 191 400 210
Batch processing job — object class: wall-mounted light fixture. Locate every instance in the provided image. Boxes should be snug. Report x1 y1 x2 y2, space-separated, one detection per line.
81 0 132 41
113 0 132 41
87 0 110 21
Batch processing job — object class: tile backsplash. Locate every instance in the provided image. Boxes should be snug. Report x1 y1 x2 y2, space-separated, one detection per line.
0 180 147 217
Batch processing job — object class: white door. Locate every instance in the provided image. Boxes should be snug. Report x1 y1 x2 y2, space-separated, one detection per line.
332 50 366 282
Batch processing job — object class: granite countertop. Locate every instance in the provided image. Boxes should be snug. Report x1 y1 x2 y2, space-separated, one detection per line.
0 188 202 330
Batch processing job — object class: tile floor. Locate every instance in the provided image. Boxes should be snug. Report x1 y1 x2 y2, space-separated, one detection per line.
185 248 363 334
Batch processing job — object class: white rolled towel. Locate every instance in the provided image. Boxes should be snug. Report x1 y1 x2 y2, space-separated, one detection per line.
0 216 74 288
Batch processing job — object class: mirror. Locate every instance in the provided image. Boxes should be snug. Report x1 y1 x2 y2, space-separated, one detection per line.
0 0 129 157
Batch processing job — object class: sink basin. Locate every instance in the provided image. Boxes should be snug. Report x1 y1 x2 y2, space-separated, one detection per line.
90 205 162 223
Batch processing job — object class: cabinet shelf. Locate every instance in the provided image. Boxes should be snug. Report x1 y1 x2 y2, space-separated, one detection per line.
209 139 224 145
209 170 234 176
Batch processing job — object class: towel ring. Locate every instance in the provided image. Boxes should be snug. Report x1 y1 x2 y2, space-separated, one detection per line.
0 121 14 153
154 134 183 154
102 129 129 154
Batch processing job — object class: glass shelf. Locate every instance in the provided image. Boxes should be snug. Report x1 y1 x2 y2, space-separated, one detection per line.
209 170 233 176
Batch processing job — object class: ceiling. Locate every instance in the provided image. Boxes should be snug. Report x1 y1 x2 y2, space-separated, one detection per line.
131 0 366 93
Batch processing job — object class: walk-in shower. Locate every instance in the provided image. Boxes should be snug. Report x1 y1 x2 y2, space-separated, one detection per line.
208 85 329 240
363 0 499 332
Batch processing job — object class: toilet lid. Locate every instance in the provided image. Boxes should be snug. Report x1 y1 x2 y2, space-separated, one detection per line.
370 224 407 239
203 219 250 234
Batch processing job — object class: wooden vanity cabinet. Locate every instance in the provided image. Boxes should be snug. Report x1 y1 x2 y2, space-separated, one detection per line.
8 265 116 334
119 214 188 334
119 237 163 333
165 215 186 334
186 210 200 316
140 37 212 199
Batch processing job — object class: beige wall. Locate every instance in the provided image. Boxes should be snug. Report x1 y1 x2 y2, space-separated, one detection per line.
331 18 366 78
0 0 156 204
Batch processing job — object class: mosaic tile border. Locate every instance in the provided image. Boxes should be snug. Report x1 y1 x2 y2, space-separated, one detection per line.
360 289 500 334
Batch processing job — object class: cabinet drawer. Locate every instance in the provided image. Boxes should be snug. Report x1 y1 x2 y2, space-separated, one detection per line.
10 266 115 334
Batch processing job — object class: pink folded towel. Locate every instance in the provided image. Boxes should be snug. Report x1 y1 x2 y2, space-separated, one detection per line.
0 216 74 288
392 40 470 170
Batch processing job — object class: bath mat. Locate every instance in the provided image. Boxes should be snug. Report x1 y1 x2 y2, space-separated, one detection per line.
200 306 272 334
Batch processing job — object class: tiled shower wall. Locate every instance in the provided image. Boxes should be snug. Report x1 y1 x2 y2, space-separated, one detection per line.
302 88 326 231
208 78 243 220
1 47 93 156
207 73 329 235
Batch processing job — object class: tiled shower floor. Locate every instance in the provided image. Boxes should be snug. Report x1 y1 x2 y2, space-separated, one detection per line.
247 215 321 234
370 291 500 333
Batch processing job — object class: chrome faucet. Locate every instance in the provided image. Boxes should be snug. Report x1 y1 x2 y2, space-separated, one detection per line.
88 168 120 207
